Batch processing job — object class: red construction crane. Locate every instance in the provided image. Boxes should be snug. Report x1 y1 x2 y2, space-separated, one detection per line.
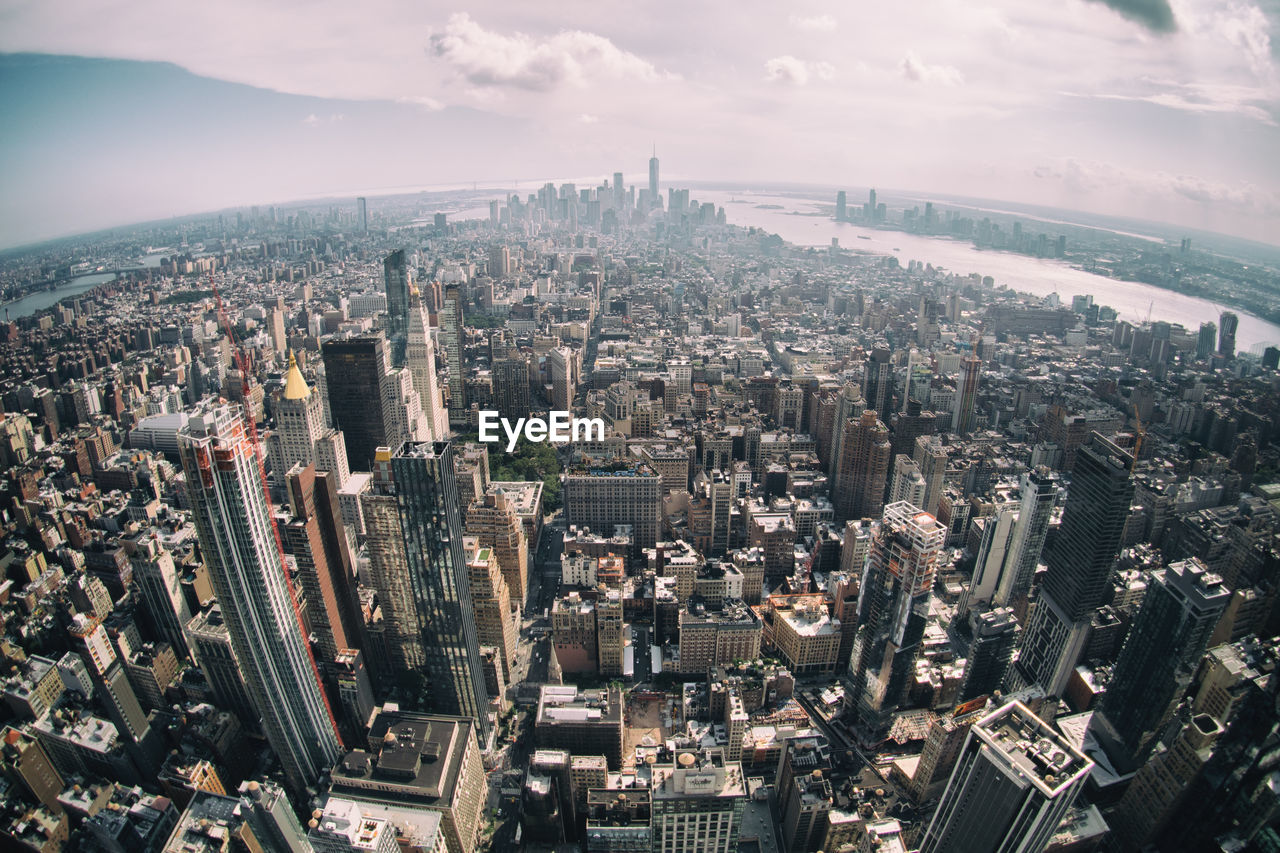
209 277 344 748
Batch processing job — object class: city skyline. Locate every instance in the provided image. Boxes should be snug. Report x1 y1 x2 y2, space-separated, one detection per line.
2 0 1279 247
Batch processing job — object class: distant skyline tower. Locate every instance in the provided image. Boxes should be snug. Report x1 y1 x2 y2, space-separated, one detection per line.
391 441 491 743
836 190 847 221
356 196 367 234
845 501 946 741
648 148 659 208
1010 433 1134 696
1218 311 1238 358
1197 321 1217 360
383 249 410 366
1093 558 1228 767
179 403 340 791
919 702 1092 853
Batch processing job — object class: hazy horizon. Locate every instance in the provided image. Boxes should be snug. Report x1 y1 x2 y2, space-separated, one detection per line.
2 1 1278 249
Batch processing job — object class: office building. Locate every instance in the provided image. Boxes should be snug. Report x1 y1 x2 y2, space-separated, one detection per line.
442 285 466 426
888 454 927 508
585 786 651 853
186 606 259 733
308 797 400 853
914 436 948 517
322 335 400 471
548 346 575 411
1218 311 1238 358
919 701 1092 853
1093 558 1228 766
179 404 340 791
564 462 663 551
535 685 625 770
648 152 659 207
465 490 530 608
845 501 946 741
463 538 518 682
361 448 425 674
163 781 310 853
407 284 446 441
280 464 362 663
270 350 350 488
384 249 410 366
650 747 746 853
329 707 484 853
951 353 981 434
995 469 1059 609
1011 434 1134 696
777 734 832 852
391 442 491 741
492 354 531 421
833 411 891 522
124 535 193 661
1197 321 1217 360
863 347 894 416
959 607 1018 702
356 196 368 233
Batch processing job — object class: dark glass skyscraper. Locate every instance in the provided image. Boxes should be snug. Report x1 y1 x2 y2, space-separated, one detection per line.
1011 433 1134 696
1218 311 1238 358
862 347 894 417
321 335 395 470
383 249 409 366
1094 558 1228 767
442 285 466 427
391 441 491 743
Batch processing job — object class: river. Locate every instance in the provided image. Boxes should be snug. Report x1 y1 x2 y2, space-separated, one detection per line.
3 272 118 320
694 189 1280 352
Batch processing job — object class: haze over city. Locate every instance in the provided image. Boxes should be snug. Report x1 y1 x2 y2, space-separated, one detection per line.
2 0 1279 248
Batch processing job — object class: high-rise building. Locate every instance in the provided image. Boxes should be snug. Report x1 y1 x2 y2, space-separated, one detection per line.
1218 311 1238 358
548 347 575 411
833 411 891 522
951 352 981 434
1197 321 1217 360
650 748 747 853
442 285 467 426
835 190 847 221
465 490 530 608
994 469 1059 609
863 348 894 416
492 355 531 422
462 537 518 683
124 535 193 661
919 702 1092 853
186 606 260 734
845 502 946 741
407 285 446 441
360 448 424 673
356 196 368 234
1093 558 1228 766
648 151 659 208
913 436 948 518
391 441 491 741
1011 434 1134 696
596 587 625 678
321 335 400 471
280 464 362 663
959 607 1018 702
777 734 832 852
179 404 340 791
269 350 350 488
384 250 410 366
888 454 927 508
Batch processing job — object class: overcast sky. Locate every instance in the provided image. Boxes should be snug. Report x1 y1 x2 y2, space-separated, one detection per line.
1 0 1278 248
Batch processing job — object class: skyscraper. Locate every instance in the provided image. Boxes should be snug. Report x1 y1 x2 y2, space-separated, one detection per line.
442 285 467 426
833 411 891 523
1093 558 1228 766
179 404 340 791
951 352 981 434
845 501 946 741
466 490 530 608
492 354 531 422
321 335 399 471
391 441 491 742
1218 311 1238 358
269 350 350 488
994 469 1059 609
356 196 367 234
648 150 659 208
383 250 410 366
1010 433 1134 696
548 346 575 412
862 347 894 416
360 448 424 674
1197 321 1217 360
919 702 1092 853
463 538 518 683
406 284 446 441
958 607 1018 702
835 190 847 221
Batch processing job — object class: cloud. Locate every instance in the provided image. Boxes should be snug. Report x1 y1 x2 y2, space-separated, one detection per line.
397 95 445 111
764 55 835 85
578 113 599 124
427 13 664 92
1084 0 1176 33
899 51 964 86
1062 82 1278 126
1033 158 1280 216
788 14 837 31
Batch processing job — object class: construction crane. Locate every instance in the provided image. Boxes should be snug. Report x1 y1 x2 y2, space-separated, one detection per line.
209 277 344 747
1131 402 1146 472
